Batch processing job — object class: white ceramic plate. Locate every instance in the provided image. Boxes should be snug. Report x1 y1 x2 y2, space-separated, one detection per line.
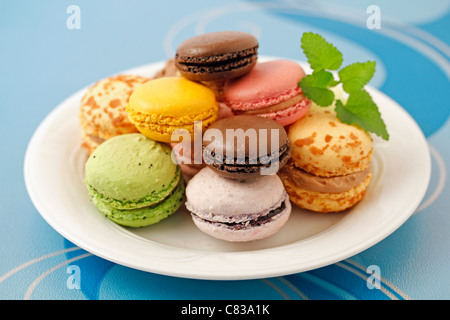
24 59 431 280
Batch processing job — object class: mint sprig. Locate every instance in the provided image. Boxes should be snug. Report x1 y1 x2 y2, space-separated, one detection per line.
298 32 389 140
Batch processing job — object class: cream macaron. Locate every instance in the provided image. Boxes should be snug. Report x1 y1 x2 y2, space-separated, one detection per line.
79 74 151 153
279 109 373 212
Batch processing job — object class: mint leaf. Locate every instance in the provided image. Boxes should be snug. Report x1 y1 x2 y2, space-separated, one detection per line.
301 32 343 71
302 70 335 87
338 61 376 93
302 86 335 107
299 32 389 140
335 90 389 140
299 70 336 106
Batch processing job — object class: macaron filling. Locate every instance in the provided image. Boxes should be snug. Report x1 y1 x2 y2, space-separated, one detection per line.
260 99 312 127
280 160 371 194
175 48 258 74
176 46 258 64
187 191 289 231
233 91 307 115
203 141 290 175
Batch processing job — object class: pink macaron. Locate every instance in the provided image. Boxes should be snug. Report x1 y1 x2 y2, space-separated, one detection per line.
170 139 205 179
185 167 292 242
223 60 311 127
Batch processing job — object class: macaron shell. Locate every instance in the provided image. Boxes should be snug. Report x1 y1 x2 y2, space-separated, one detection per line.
128 78 217 118
258 98 311 127
178 162 205 180
185 167 286 217
129 118 216 144
202 80 226 102
202 115 290 179
178 61 257 82
203 115 288 161
84 133 180 209
223 60 306 106
154 59 180 78
127 77 218 143
93 178 186 227
288 110 373 177
170 141 205 178
279 170 372 213
175 31 258 60
79 75 149 141
217 102 234 119
191 194 291 242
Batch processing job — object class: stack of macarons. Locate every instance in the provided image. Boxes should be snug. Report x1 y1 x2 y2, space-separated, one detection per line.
185 115 292 242
162 31 312 178
170 31 300 241
78 30 374 242
173 31 311 127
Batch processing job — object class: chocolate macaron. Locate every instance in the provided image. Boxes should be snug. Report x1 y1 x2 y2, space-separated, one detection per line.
174 31 259 82
202 115 290 180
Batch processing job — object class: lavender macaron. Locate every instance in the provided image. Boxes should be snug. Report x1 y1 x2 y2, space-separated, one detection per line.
185 167 291 242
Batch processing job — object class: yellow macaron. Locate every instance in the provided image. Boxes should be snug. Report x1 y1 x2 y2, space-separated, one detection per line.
126 77 218 143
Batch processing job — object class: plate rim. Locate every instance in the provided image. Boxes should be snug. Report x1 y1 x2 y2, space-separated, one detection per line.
24 58 431 280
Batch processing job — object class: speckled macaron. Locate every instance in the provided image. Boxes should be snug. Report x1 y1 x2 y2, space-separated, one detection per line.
278 109 373 212
79 74 151 153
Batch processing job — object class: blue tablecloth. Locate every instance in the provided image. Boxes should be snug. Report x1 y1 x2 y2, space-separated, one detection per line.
1 0 449 300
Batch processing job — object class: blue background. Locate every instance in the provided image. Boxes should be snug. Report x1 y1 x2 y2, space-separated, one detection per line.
1 0 449 300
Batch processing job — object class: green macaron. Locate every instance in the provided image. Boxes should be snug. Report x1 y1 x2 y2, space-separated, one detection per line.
84 133 185 227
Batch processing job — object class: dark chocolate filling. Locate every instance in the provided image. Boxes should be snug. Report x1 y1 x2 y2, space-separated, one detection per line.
175 46 258 64
193 201 286 231
203 143 290 174
175 51 257 74
203 142 290 165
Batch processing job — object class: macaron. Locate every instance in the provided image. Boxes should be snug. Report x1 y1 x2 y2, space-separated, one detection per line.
185 167 291 242
84 133 185 227
202 115 291 180
79 74 150 153
223 60 312 127
126 77 218 143
278 110 373 213
217 102 234 120
154 59 180 79
170 139 205 179
174 31 259 82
